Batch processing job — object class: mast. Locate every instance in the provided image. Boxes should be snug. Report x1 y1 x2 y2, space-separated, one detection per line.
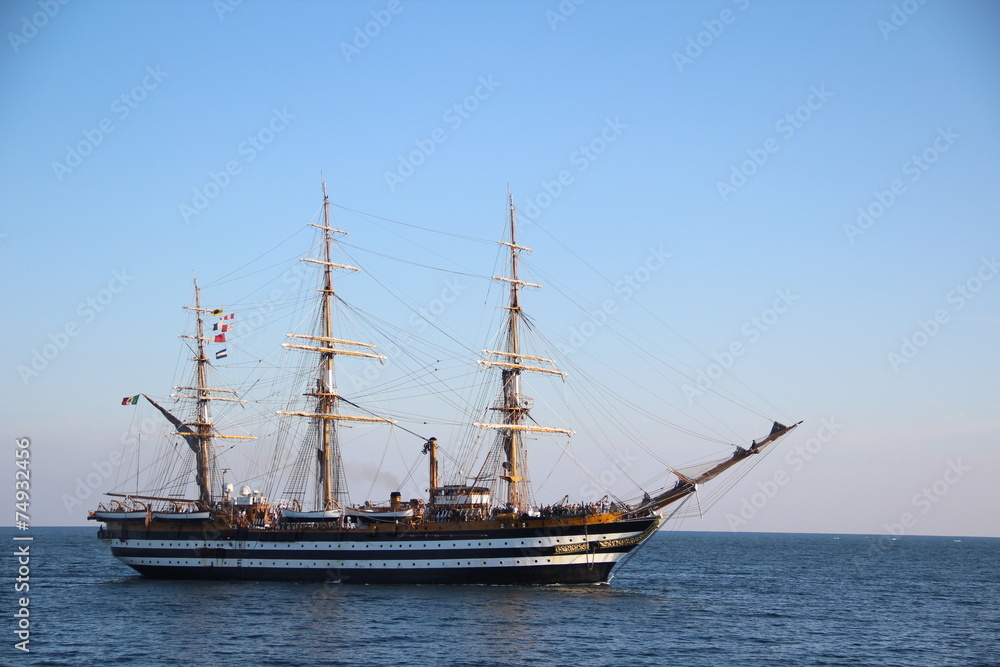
192 282 213 507
277 181 392 511
177 281 258 507
317 181 337 509
476 194 573 511
501 197 525 508
423 437 439 491
138 282 255 511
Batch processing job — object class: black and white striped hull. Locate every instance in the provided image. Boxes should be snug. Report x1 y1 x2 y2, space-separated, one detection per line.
102 517 658 584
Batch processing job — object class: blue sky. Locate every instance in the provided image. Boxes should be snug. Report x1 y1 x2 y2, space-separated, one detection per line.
2 0 997 536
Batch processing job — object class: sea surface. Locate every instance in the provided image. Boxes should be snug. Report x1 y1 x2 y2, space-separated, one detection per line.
2 527 997 666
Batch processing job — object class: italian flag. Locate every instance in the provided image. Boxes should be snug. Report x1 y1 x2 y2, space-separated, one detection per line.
121 394 140 406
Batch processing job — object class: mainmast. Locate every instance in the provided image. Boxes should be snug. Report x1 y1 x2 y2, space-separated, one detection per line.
277 181 392 511
476 195 573 511
316 182 340 509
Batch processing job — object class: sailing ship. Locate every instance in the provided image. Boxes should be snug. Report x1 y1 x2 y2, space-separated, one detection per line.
89 184 800 584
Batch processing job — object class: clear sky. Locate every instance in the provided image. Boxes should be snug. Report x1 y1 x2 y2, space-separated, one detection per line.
2 0 997 537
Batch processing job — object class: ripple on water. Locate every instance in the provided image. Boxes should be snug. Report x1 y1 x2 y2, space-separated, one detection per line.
7 529 999 667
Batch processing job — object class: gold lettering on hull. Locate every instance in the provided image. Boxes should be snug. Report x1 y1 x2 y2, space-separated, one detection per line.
553 533 645 554
554 543 588 554
553 519 660 554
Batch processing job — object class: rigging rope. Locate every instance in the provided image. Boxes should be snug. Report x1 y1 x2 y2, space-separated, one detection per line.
529 217 792 424
338 241 489 280
332 204 495 244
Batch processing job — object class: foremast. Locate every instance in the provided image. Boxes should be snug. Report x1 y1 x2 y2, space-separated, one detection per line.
277 181 392 511
476 195 573 511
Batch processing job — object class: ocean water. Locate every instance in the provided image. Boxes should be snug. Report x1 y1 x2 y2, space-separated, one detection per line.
3 528 997 666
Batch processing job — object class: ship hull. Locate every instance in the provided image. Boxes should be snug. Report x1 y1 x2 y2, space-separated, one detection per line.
126 561 618 585
98 516 658 585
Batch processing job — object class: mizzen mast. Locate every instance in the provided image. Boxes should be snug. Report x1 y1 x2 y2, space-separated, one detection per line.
277 181 392 511
176 280 254 508
476 195 573 511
